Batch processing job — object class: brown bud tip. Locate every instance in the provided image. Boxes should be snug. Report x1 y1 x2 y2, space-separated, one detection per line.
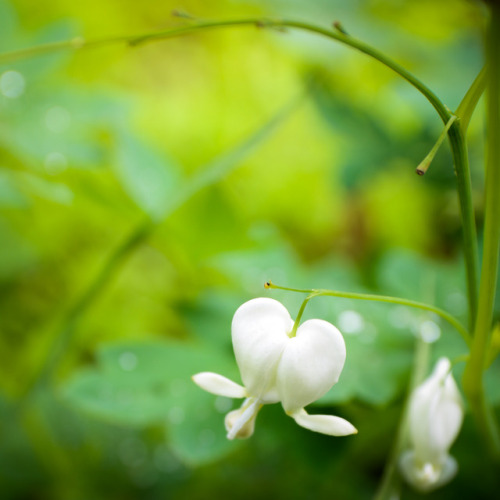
333 21 348 35
264 281 271 289
416 168 425 176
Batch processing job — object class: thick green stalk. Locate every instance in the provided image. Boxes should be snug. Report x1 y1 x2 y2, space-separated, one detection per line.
462 3 500 459
447 121 479 328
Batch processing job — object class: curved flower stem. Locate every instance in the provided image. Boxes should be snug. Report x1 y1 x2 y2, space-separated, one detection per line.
265 282 471 346
1 14 479 332
462 2 500 460
0 18 448 118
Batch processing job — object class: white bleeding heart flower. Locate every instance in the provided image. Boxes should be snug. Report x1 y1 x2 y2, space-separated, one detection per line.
399 357 464 492
192 297 357 440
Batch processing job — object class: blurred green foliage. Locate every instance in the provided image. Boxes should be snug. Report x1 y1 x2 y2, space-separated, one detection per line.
0 0 498 499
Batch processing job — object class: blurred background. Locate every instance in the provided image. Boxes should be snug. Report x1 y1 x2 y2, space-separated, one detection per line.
1 0 498 498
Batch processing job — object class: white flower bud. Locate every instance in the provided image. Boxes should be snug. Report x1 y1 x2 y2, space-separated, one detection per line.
400 357 464 492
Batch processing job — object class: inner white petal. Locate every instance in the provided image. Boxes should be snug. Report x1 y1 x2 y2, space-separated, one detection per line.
226 398 261 440
192 372 247 398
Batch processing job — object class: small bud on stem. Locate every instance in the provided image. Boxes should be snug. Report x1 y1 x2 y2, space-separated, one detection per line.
416 115 457 176
333 21 349 35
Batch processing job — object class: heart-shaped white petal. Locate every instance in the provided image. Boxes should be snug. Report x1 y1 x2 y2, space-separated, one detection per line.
292 409 357 436
277 319 346 413
192 372 247 398
232 298 293 403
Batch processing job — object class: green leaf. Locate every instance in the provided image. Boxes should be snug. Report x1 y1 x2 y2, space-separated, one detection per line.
376 249 468 321
0 219 36 279
0 170 28 208
62 340 240 465
114 133 181 219
317 299 415 406
19 172 74 205
0 1 17 48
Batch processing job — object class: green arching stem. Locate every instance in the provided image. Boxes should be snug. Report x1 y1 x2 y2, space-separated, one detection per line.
462 3 500 459
0 14 479 337
265 282 471 346
1 17 449 119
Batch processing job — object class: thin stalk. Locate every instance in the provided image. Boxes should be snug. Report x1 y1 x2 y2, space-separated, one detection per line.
374 337 430 500
265 282 471 346
19 217 154 400
463 2 500 459
289 296 314 337
0 18 449 119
